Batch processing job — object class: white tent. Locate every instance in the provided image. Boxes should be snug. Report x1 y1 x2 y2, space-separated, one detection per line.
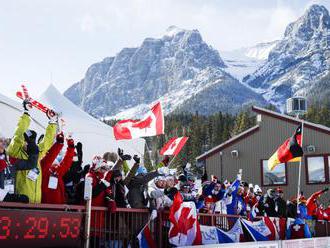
39 85 145 163
0 85 145 164
0 92 46 137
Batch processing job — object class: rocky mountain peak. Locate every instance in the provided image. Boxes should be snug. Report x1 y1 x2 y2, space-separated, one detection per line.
284 4 330 39
64 26 265 118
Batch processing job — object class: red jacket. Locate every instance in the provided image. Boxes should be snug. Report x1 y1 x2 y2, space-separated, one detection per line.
306 190 324 217
41 142 74 204
86 170 113 207
86 170 113 237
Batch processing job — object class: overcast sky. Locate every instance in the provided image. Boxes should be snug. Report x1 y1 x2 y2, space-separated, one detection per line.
1 0 329 98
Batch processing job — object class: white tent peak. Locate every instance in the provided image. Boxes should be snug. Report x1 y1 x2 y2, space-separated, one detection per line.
39 84 145 163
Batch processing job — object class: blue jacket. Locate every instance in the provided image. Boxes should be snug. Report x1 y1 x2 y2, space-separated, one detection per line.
226 179 241 215
286 218 312 239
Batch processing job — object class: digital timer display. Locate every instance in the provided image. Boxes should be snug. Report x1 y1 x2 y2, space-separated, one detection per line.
0 208 83 247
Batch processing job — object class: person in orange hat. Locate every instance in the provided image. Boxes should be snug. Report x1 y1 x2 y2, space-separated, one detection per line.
297 194 311 220
287 197 298 219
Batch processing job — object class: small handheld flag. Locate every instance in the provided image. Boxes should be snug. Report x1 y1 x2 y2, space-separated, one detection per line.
160 137 188 156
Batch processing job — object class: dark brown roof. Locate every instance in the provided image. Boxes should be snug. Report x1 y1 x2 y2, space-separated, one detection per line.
196 106 330 161
252 106 330 135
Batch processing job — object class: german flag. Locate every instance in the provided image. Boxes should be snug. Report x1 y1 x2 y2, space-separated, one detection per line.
268 125 303 171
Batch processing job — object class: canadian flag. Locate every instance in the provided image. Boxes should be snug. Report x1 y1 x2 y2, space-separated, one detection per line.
168 192 202 246
160 137 188 156
113 102 164 140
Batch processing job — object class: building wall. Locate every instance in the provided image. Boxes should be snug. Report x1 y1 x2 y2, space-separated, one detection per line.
205 113 330 202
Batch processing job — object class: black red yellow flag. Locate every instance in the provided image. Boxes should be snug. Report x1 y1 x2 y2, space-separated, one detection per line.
268 125 303 170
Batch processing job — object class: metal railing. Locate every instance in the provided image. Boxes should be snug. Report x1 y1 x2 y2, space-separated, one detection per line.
1 202 330 248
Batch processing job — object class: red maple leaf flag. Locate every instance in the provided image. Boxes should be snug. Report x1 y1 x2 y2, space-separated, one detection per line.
168 192 202 246
113 102 164 140
160 137 189 156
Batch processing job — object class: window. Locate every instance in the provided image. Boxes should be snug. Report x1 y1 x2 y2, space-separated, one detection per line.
306 155 330 184
261 160 287 186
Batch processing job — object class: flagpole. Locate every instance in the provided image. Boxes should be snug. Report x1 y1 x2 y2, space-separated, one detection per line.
296 117 304 215
168 153 179 168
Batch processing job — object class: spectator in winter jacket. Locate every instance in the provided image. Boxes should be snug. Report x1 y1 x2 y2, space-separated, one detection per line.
126 163 165 209
179 181 204 210
0 135 37 203
261 189 278 217
41 133 75 204
286 218 312 239
148 176 172 210
86 156 115 207
306 188 328 218
275 187 287 218
226 171 246 216
297 196 311 220
287 197 298 219
63 142 83 204
7 107 57 203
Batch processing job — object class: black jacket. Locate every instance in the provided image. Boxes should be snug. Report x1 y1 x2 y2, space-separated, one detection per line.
287 201 297 219
275 197 287 218
126 171 160 209
263 194 278 217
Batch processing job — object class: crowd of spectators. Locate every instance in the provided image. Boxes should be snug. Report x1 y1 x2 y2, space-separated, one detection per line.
0 101 329 241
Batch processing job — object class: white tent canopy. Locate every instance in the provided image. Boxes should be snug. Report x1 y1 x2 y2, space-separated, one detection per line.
0 85 145 164
0 93 46 138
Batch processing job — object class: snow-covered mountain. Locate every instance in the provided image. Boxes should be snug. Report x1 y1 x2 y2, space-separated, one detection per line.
221 41 278 81
64 26 266 118
243 4 330 110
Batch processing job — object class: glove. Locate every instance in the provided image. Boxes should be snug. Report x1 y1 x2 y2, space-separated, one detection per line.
133 155 140 164
157 166 169 176
47 110 58 124
117 148 132 161
22 99 32 112
150 210 157 220
107 200 117 213
56 132 64 144
76 142 83 161
67 138 75 148
27 142 39 155
24 130 37 144
322 188 329 193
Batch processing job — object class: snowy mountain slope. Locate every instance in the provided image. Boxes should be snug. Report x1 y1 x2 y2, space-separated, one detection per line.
65 26 266 118
243 4 330 110
220 41 278 81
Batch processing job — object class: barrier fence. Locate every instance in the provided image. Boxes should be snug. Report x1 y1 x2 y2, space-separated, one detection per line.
1 202 330 248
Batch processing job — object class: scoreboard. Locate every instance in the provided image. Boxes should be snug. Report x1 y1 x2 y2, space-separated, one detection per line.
0 209 83 247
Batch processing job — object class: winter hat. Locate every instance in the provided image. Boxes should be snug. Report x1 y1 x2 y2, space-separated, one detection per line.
155 176 166 182
136 165 147 175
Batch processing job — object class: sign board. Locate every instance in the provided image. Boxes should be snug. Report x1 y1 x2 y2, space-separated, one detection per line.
0 208 83 247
